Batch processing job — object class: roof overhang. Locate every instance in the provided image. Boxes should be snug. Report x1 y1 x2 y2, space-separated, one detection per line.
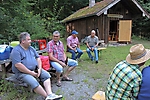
96 0 121 16
96 0 150 18
63 0 150 23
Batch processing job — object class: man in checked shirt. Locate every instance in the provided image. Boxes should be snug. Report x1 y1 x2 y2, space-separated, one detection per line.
106 44 150 100
47 31 78 87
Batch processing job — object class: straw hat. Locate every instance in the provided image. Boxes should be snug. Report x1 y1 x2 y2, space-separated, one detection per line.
126 44 150 64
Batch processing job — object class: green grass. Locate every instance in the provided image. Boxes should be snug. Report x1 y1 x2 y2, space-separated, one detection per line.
1 36 150 99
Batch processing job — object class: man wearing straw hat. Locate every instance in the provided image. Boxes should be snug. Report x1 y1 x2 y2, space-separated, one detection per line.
106 44 150 100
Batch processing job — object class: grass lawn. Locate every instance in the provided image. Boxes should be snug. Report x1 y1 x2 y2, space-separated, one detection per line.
0 36 150 100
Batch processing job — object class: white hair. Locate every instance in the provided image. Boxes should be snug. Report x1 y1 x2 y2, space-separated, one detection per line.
53 31 60 35
91 30 96 33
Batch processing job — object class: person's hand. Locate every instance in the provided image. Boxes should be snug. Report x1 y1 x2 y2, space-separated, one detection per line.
37 68 41 77
59 61 67 67
73 47 77 52
91 47 94 51
30 71 38 77
89 47 91 50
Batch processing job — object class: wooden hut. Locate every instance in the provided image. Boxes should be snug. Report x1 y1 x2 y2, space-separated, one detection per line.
62 0 150 43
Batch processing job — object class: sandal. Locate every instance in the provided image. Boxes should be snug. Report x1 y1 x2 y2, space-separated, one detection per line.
56 81 61 87
62 77 73 81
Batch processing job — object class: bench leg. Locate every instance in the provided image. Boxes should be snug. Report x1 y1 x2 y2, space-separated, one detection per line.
0 64 7 78
98 50 102 58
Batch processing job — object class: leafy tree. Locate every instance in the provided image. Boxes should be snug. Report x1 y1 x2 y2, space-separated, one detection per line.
30 0 65 37
0 0 48 43
133 0 150 40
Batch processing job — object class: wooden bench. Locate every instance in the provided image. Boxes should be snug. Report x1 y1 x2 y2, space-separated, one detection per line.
0 49 48 91
82 47 106 57
5 74 28 87
66 47 106 59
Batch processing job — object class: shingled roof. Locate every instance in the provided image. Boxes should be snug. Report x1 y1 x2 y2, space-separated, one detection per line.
62 0 150 23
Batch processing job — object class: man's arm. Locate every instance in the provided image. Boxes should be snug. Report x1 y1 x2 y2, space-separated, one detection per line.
94 43 99 48
67 43 77 52
86 42 91 49
15 63 37 76
36 57 42 70
85 37 91 49
48 52 66 67
77 43 80 48
67 44 75 50
36 57 42 77
77 37 80 48
67 37 76 51
94 37 99 48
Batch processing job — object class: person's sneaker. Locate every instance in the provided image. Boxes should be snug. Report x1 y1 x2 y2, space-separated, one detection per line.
96 61 98 64
45 93 62 100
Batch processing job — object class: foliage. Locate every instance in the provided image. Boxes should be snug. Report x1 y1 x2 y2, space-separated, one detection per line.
0 0 49 43
0 0 66 43
132 0 150 40
30 0 65 37
0 0 150 43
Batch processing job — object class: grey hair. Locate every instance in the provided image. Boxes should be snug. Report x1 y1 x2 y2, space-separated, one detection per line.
19 32 30 43
53 31 60 36
91 30 96 33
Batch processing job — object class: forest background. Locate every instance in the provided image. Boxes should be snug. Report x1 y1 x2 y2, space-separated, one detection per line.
0 0 150 43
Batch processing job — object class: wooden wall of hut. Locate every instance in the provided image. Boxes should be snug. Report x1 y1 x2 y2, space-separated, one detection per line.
66 15 107 42
65 1 133 43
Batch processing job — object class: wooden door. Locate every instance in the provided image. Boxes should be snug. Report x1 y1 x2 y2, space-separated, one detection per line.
118 20 132 42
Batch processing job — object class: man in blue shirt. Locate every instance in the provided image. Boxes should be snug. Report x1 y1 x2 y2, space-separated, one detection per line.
11 32 62 100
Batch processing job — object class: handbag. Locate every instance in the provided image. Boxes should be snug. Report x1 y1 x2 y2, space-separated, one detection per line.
39 55 50 71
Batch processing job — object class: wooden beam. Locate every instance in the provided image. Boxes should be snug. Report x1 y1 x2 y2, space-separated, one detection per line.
107 14 123 18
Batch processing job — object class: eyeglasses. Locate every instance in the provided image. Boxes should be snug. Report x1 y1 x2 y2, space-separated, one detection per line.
53 35 59 37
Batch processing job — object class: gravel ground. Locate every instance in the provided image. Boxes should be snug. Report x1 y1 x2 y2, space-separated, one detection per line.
33 61 105 100
50 70 100 100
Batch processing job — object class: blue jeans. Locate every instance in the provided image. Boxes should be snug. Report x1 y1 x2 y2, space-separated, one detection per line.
50 58 78 73
67 47 83 60
86 46 98 61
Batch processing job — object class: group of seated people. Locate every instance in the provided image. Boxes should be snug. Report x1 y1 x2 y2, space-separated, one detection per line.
66 29 99 63
10 30 100 100
47 30 100 87
10 31 150 100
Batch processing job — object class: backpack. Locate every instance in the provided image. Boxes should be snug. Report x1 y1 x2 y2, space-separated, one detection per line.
39 55 50 71
0 45 13 60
